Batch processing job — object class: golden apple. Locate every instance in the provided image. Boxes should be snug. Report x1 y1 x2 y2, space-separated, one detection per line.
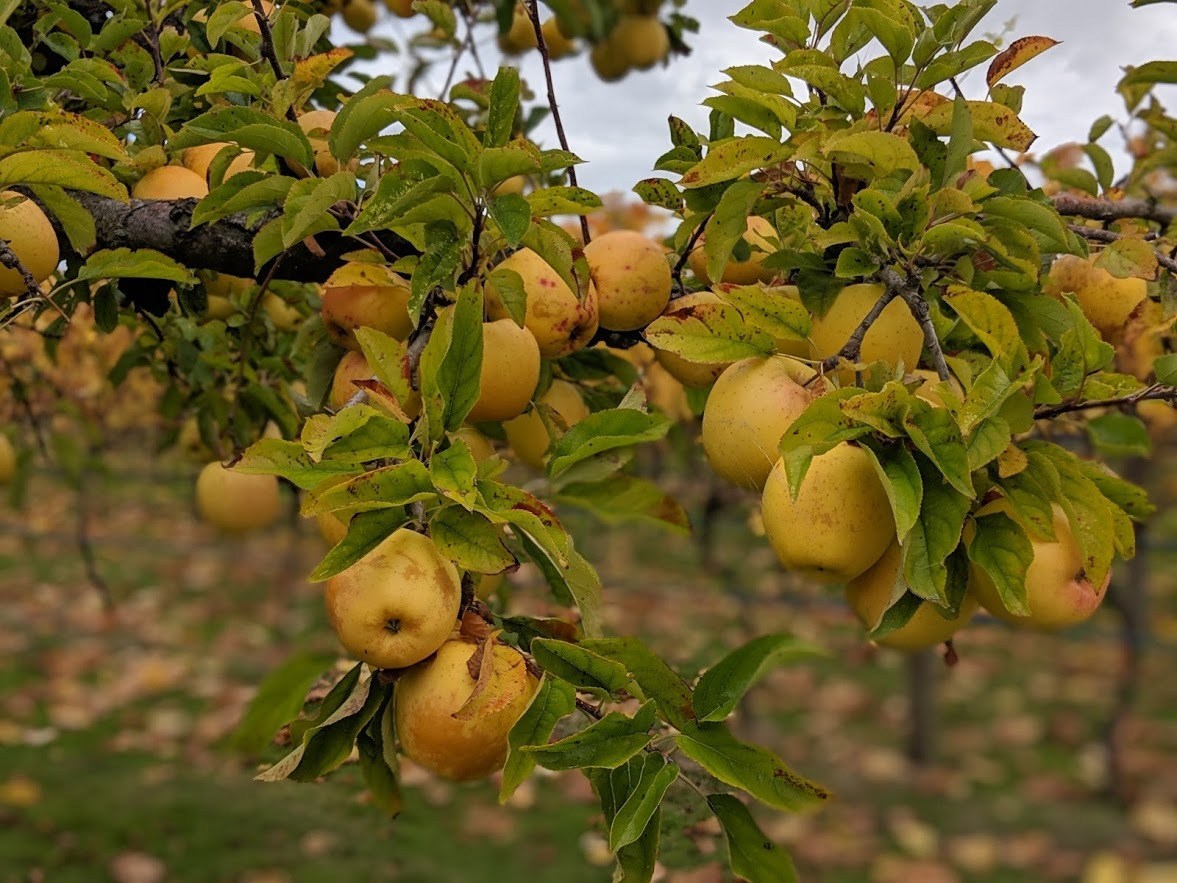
132 166 210 200
498 3 538 54
701 355 818 490
195 461 282 533
486 248 599 360
342 0 377 32
504 379 589 470
395 639 538 781
0 433 15 484
846 542 978 650
687 216 778 286
760 442 894 583
181 142 256 182
584 230 671 331
590 37 630 82
325 529 461 669
454 426 496 462
810 283 923 383
970 504 1110 630
297 109 350 177
652 291 733 388
384 0 415 15
467 319 542 422
611 15 669 69
321 261 414 350
0 192 59 296
329 350 373 410
262 292 303 331
541 17 576 59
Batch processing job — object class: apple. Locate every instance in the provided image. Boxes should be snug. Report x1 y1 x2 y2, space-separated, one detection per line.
970 504 1110 630
504 379 589 470
486 248 599 360
195 461 282 533
467 319 542 422
395 638 538 781
321 261 414 350
611 15 669 70
584 230 672 331
846 542 978 650
760 442 894 583
131 166 209 200
701 355 819 490
687 216 778 286
809 283 923 383
325 528 462 669
0 192 59 296
0 433 16 484
651 291 734 388
181 142 256 182
498 3 538 54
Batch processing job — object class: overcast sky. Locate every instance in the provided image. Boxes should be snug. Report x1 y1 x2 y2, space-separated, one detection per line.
346 1 1177 193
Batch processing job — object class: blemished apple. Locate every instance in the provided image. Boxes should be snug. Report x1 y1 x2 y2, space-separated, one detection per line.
325 529 462 669
466 319 542 423
809 283 924 383
395 639 538 781
584 230 671 332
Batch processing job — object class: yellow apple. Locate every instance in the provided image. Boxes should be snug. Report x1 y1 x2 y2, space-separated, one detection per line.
262 292 303 331
970 504 1110 630
297 109 351 177
760 442 894 583
504 379 590 470
329 350 373 410
846 542 979 650
584 230 672 331
342 0 377 32
325 528 461 669
643 361 693 422
541 17 576 59
652 291 733 388
454 426 496 462
384 0 415 16
498 3 538 54
687 216 778 286
611 15 669 69
590 37 630 81
195 461 282 533
395 638 538 780
1045 253 1149 340
486 248 599 360
467 319 542 422
0 192 59 296
701 355 819 490
321 261 414 350
810 283 923 383
181 142 256 182
493 175 527 196
132 166 209 200
0 433 16 484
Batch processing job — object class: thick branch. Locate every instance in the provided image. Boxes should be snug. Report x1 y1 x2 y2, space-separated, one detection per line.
1052 194 1177 227
1033 385 1177 420
819 283 900 373
51 192 413 282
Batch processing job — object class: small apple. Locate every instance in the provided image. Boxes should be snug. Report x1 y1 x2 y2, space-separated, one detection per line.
195 461 282 533
0 192 59 296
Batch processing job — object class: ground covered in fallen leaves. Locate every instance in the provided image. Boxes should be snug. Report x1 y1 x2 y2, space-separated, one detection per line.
2 445 1176 883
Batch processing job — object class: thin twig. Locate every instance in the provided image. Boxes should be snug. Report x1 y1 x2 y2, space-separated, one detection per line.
0 237 41 298
818 284 900 374
672 214 710 296
1033 384 1176 420
1067 224 1177 274
249 0 299 123
76 470 115 612
1052 194 1177 227
523 0 590 245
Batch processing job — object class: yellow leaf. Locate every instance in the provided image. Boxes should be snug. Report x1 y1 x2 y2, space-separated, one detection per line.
987 36 1061 89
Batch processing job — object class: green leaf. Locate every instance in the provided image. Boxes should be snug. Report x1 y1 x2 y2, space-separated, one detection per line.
303 461 434 516
488 192 531 246
76 247 194 285
234 438 356 490
904 405 974 498
555 475 689 533
1154 354 1177 386
714 283 811 342
429 507 514 574
486 267 527 327
645 300 775 365
546 409 672 480
708 793 800 883
920 100 1036 151
777 390 875 500
230 652 334 753
862 443 923 545
171 106 314 166
356 696 402 817
676 723 829 812
581 637 696 730
694 634 826 723
1086 412 1151 458
526 186 602 217
680 137 790 188
485 66 520 148
968 511 1033 617
903 457 971 604
418 284 484 439
530 640 633 694
500 675 577 802
589 765 662 883
609 754 679 853
523 701 656 771
308 508 413 582
945 286 1027 369
822 130 920 178
0 149 125 199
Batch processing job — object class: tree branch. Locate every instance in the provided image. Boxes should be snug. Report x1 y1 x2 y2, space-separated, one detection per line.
43 191 413 282
1052 194 1177 227
819 283 900 373
882 266 950 381
523 0 590 245
1067 224 1177 275
0 238 41 298
1033 384 1176 420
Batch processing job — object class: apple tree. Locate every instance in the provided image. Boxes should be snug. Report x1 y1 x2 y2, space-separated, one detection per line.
1 0 1175 879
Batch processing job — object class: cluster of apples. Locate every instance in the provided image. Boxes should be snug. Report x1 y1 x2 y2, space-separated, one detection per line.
669 218 1120 650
